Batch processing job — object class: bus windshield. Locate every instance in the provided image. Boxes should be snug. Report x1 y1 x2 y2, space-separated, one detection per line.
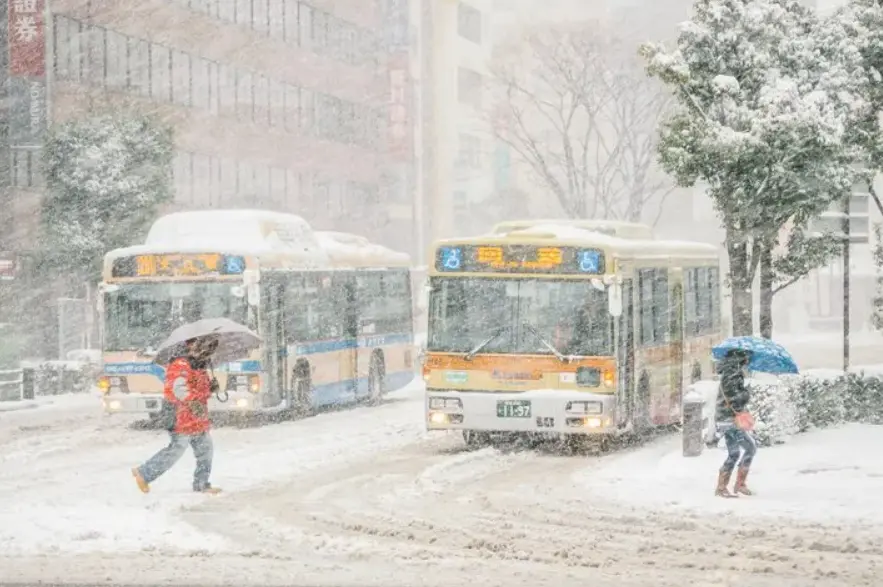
104 282 250 352
427 277 612 356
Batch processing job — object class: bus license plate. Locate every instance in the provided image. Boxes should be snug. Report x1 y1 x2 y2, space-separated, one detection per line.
497 400 531 418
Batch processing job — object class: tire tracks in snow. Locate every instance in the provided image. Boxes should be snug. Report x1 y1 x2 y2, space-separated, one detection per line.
182 433 883 586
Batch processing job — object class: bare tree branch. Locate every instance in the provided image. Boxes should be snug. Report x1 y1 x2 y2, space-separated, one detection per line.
489 22 675 223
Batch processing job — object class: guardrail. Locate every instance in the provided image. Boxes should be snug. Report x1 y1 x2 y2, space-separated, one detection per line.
0 368 24 401
0 361 94 402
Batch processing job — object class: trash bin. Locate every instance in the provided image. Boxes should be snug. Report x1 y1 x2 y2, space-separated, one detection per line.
682 389 705 457
21 367 35 400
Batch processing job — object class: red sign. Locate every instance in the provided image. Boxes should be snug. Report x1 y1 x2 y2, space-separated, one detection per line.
8 0 45 77
388 53 411 161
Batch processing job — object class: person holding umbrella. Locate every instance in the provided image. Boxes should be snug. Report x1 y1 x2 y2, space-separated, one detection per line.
714 348 756 498
711 335 799 498
132 335 222 494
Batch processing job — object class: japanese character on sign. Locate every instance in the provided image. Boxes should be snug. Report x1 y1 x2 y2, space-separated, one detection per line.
13 0 39 13
13 16 39 43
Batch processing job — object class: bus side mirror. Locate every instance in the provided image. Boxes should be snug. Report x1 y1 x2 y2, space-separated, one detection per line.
608 283 623 317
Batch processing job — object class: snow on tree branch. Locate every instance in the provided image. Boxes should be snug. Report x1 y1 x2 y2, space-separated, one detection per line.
641 0 872 335
489 22 674 222
40 114 174 280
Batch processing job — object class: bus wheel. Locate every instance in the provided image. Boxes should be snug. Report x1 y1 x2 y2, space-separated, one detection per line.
367 355 385 406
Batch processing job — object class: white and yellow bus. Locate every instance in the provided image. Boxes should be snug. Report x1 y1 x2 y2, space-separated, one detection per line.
423 222 722 447
97 210 415 421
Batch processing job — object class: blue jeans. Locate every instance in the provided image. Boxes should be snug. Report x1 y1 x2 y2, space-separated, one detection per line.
721 427 757 473
138 432 213 491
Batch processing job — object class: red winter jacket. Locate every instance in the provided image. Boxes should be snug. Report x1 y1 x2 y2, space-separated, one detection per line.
164 357 212 435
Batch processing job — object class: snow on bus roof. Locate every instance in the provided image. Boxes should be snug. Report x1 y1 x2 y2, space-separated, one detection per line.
517 224 718 256
437 223 718 259
493 219 654 239
105 209 330 265
315 231 411 267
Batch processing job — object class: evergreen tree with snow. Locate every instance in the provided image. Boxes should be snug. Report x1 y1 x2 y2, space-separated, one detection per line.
640 0 870 336
40 114 174 285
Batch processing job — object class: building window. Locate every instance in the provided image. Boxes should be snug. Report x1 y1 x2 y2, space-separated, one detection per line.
218 64 236 116
54 16 82 81
235 0 251 26
284 85 300 130
269 80 285 128
254 74 270 125
299 3 313 49
283 1 298 43
171 50 191 106
457 67 482 108
192 58 210 109
218 0 235 22
150 45 171 102
457 133 482 169
269 0 285 39
128 38 150 96
105 30 128 88
252 0 269 35
236 71 253 120
457 3 482 44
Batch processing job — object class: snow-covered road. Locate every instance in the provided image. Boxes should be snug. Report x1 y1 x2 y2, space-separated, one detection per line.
2 385 883 586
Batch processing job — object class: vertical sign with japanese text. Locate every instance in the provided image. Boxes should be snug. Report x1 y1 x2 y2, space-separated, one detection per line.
388 53 411 161
9 0 44 76
8 0 46 147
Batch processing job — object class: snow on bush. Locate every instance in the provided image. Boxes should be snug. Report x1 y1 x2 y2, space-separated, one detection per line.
746 378 799 446
699 370 883 448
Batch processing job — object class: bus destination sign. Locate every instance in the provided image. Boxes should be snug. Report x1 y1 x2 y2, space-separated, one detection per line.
111 253 246 278
435 245 604 274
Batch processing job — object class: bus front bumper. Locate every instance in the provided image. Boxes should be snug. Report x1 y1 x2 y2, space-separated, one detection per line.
425 389 618 435
101 392 270 416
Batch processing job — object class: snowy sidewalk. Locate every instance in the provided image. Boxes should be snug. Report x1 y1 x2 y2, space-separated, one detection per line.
575 423 883 525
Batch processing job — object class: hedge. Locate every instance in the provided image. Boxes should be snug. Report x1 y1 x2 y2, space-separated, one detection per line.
743 371 883 447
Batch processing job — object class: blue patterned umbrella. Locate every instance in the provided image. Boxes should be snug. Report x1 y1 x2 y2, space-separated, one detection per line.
712 336 799 375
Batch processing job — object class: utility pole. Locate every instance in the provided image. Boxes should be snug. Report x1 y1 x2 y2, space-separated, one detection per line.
843 191 850 372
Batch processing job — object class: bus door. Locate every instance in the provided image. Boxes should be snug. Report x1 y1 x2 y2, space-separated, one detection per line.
261 277 287 405
616 279 635 427
338 273 360 402
669 270 685 420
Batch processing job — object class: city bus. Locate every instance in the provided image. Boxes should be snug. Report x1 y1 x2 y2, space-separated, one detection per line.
97 210 415 422
423 222 722 448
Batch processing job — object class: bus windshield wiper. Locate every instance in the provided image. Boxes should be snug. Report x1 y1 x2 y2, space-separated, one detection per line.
464 326 507 361
522 322 573 363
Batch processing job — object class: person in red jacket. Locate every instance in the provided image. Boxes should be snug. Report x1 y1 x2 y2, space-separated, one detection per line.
132 336 221 494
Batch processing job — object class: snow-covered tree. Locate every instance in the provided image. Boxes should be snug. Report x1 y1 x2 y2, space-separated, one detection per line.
40 114 174 283
641 0 870 336
490 22 674 223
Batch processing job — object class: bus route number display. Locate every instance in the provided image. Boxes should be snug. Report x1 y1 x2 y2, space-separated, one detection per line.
436 245 604 274
111 254 246 278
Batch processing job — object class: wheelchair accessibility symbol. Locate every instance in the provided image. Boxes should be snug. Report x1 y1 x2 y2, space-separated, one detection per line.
440 247 462 270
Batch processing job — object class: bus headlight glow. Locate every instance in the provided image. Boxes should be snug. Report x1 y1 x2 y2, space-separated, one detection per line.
97 377 111 393
235 398 249 409
429 411 449 424
107 400 121 410
584 417 602 428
